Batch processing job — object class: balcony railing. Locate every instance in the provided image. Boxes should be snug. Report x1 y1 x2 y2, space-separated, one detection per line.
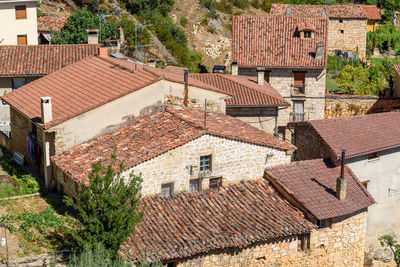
290 112 308 122
290 84 306 96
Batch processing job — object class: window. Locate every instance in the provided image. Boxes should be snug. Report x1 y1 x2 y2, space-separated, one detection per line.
298 234 310 251
209 177 222 190
161 183 174 197
317 219 328 228
15 5 26 20
293 101 305 122
368 152 380 160
200 155 211 173
190 179 201 192
339 19 343 23
17 35 27 45
12 78 26 89
264 71 271 83
304 31 312 38
340 30 344 34
293 71 306 94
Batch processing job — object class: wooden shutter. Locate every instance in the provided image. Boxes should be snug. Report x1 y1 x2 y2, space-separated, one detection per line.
293 72 306 87
17 35 27 45
15 5 27 20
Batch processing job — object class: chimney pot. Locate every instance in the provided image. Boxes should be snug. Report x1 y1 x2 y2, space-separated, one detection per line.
41 97 52 123
315 43 324 60
336 148 347 200
87 29 99 44
231 61 238 75
257 69 264 86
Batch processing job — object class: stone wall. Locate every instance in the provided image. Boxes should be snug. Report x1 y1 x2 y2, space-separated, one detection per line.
328 18 367 59
176 211 367 267
237 68 326 127
293 124 331 161
226 107 278 134
325 94 400 119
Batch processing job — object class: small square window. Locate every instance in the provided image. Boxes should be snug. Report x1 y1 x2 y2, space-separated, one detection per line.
340 30 344 34
304 31 312 38
368 152 380 160
200 155 211 173
339 19 343 23
161 183 174 197
190 179 200 192
317 219 328 228
209 177 222 190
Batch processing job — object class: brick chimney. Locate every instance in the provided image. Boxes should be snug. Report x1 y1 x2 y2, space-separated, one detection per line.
41 97 52 123
315 43 324 60
98 47 108 58
231 61 238 75
87 29 99 44
336 149 347 200
257 69 264 86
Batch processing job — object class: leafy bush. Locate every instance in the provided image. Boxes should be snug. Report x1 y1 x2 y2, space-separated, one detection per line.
51 8 118 45
200 0 218 18
0 157 39 194
65 154 143 257
180 16 188 28
327 55 361 77
119 17 151 50
337 65 386 95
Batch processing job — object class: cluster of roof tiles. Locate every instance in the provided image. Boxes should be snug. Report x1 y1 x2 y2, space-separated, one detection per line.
51 106 295 183
232 16 328 68
270 4 379 20
395 64 400 76
266 158 375 220
191 73 289 107
0 44 99 77
120 179 315 262
37 16 66 32
295 111 400 160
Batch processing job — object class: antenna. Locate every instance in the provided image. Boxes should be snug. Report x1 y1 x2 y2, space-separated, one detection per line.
204 99 207 129
99 12 114 43
135 23 153 51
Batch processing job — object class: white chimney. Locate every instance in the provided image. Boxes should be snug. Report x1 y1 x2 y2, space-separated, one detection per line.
231 61 238 75
257 69 264 86
87 29 99 44
41 97 52 123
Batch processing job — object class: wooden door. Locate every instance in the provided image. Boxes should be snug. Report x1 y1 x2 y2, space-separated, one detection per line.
17 35 27 45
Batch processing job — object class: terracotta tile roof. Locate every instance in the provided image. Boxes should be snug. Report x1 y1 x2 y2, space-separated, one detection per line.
0 44 99 77
266 159 375 220
165 65 188 74
37 16 66 32
360 5 381 20
270 4 368 19
232 16 328 68
190 73 289 107
307 112 400 159
120 179 316 262
51 106 296 184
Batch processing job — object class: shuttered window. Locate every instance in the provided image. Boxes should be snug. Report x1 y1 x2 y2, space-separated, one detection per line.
17 35 27 45
15 5 27 20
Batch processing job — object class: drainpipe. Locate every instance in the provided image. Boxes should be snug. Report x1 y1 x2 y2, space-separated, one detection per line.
184 69 189 107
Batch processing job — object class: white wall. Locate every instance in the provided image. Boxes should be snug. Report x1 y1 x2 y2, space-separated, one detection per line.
0 1 38 45
347 147 400 249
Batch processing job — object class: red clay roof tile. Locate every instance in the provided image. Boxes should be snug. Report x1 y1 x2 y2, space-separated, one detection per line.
270 4 368 19
51 106 296 184
360 5 381 20
37 16 66 32
232 16 328 68
120 179 316 262
266 159 375 220
190 73 289 107
0 44 99 77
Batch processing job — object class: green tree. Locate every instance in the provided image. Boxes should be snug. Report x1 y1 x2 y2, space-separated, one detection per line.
379 235 400 267
51 8 117 45
337 65 385 95
65 154 143 257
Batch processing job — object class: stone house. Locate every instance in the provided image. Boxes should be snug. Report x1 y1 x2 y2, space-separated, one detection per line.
265 158 375 266
37 16 66 44
0 0 38 45
232 15 328 140
395 64 400 97
0 44 100 131
51 106 295 199
270 4 373 59
1 55 237 189
191 73 290 134
120 175 373 266
288 112 400 257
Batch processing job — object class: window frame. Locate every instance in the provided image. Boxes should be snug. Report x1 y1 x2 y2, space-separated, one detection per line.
189 178 201 192
15 5 27 20
303 31 312 38
161 182 174 198
199 155 212 173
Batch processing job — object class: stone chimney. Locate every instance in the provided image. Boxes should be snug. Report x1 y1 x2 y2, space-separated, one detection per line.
257 69 264 86
286 5 292 17
87 29 99 44
315 43 324 60
41 97 52 123
336 149 347 200
231 61 238 75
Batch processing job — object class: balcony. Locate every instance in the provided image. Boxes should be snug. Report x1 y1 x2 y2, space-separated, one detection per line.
290 84 306 97
290 112 308 122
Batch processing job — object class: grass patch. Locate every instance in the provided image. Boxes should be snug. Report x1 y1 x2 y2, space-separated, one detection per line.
0 183 21 198
326 77 342 93
370 57 384 65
